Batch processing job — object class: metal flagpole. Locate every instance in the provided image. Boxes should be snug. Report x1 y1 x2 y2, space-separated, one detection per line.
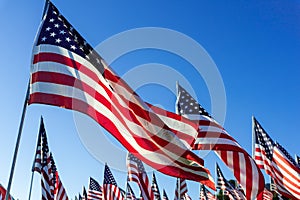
5 81 30 200
251 116 255 158
27 172 34 200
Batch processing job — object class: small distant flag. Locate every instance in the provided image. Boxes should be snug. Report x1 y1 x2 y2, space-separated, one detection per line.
151 173 161 200
162 190 169 200
83 186 87 200
174 178 187 200
103 164 124 200
87 177 102 200
200 184 216 200
127 153 154 200
126 182 136 200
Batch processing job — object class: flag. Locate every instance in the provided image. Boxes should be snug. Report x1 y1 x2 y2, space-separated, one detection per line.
50 154 69 200
216 163 245 200
200 184 216 200
270 178 283 200
53 170 69 200
262 188 273 200
182 193 191 200
40 121 55 200
176 84 264 199
173 178 187 200
253 117 275 176
103 164 124 200
127 153 154 200
151 173 161 200
126 182 136 200
32 117 45 173
271 142 300 199
0 184 13 200
29 1 214 187
162 190 169 200
296 155 300 168
254 118 300 199
87 177 102 200
83 187 88 200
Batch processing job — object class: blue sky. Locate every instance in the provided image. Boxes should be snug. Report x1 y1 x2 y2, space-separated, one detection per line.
0 1 299 199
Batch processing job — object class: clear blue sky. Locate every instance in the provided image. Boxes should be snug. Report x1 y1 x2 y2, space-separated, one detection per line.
0 1 299 199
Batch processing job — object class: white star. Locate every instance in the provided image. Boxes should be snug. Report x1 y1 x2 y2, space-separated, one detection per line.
50 32 56 37
96 58 100 64
53 11 57 15
79 45 84 51
57 17 62 21
85 55 90 60
41 36 47 41
46 27 51 31
49 18 55 22
54 24 60 28
65 37 71 42
59 30 66 35
70 45 77 50
55 38 61 43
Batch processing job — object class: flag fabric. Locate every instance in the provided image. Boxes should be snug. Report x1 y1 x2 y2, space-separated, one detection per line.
32 117 45 173
216 163 246 200
40 123 55 200
253 117 275 176
0 184 13 200
127 153 154 200
29 1 214 187
173 178 187 200
296 155 300 168
262 188 273 200
200 185 216 200
50 154 69 200
83 187 88 200
126 182 136 200
53 170 69 200
87 177 102 200
182 193 191 200
162 190 169 200
103 164 124 200
270 178 283 200
176 84 264 199
151 173 161 200
271 143 300 199
254 118 300 199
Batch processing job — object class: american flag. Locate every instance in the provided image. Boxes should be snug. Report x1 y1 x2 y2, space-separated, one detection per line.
127 153 154 200
82 187 87 200
51 155 69 200
126 182 136 200
253 117 275 176
253 118 300 199
174 178 187 200
261 189 273 200
32 117 45 173
200 184 216 200
0 185 13 200
176 84 264 199
296 155 300 168
87 177 102 200
53 171 69 200
103 164 124 200
29 1 214 186
271 143 300 199
40 124 55 200
162 190 169 200
216 164 245 200
151 173 161 200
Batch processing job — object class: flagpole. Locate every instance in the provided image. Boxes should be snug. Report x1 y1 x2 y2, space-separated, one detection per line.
27 172 34 200
5 81 30 200
251 116 255 158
